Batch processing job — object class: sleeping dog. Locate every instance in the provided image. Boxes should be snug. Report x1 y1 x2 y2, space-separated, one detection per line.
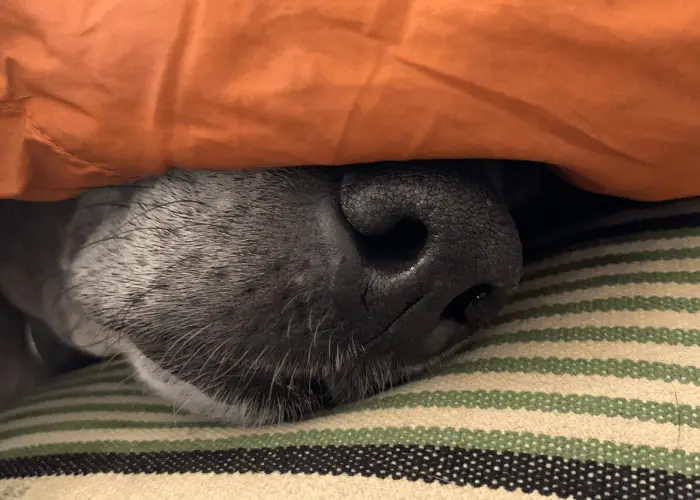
0 160 611 424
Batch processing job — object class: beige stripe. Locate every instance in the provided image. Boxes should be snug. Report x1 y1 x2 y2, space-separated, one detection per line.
518 259 700 294
457 341 700 367
483 310 700 336
379 371 700 407
0 473 545 500
524 236 700 276
1 406 697 454
506 283 700 314
0 395 168 420
5 373 699 436
0 411 202 433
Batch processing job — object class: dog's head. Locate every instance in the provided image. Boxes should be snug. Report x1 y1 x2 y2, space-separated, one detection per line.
13 161 530 424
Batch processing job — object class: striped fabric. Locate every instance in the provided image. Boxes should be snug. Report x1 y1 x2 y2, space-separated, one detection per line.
1 200 700 500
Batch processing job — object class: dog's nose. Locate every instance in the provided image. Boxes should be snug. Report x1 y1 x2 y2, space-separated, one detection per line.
335 163 522 365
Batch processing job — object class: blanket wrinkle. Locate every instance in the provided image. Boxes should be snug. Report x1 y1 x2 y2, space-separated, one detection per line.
393 55 651 171
158 0 196 168
331 47 387 165
2 0 700 201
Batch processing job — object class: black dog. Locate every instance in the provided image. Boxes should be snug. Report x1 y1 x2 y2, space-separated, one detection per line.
0 160 618 424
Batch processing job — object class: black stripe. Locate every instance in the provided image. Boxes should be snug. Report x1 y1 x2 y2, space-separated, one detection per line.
524 211 700 263
1 445 697 499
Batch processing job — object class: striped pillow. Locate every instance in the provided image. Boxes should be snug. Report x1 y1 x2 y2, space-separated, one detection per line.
1 199 699 500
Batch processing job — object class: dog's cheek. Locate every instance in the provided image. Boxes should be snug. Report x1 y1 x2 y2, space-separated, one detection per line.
0 300 49 409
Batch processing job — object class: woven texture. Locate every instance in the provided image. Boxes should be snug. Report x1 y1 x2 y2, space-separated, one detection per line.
1 201 700 499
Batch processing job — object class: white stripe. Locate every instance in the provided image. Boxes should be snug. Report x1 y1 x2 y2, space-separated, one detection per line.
505 283 700 314
524 236 700 276
457 340 700 367
0 395 168 421
1 407 698 454
518 259 700 294
483 310 700 336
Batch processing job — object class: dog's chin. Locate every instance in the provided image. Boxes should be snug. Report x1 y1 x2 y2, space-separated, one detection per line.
121 343 255 424
114 336 451 426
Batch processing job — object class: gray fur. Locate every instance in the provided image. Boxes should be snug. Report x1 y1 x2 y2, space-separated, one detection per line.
0 162 533 424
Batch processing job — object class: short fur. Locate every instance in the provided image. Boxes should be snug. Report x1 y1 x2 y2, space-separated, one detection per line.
0 161 568 424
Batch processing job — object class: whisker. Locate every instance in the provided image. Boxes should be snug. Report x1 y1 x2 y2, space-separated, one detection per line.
268 350 289 402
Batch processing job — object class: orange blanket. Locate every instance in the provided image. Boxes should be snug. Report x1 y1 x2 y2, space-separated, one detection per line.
2 0 699 202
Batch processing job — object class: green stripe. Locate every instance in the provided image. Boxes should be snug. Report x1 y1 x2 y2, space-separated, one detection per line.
526 228 700 267
0 420 229 442
0 427 696 476
30 373 137 394
438 358 700 386
0 403 175 426
25 360 134 397
523 247 700 282
67 359 131 377
5 388 697 439
9 358 696 427
20 388 148 406
512 272 700 303
583 227 700 247
39 360 132 387
345 390 700 427
471 327 700 348
494 297 700 325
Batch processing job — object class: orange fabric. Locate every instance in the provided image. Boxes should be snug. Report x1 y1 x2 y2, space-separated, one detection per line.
1 0 699 202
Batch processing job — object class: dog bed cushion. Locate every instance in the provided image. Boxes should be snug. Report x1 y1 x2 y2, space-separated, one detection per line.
0 198 699 499
2 0 700 202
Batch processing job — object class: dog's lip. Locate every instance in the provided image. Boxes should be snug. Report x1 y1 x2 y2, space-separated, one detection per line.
358 281 517 363
361 296 425 350
359 294 475 363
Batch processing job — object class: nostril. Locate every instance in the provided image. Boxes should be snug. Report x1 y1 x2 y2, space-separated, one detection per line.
440 284 494 325
355 217 428 270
